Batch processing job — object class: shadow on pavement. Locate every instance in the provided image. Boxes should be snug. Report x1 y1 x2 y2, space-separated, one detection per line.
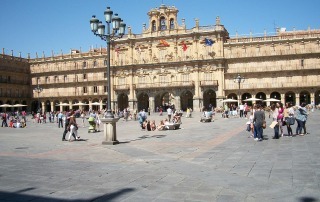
0 187 135 202
119 134 167 144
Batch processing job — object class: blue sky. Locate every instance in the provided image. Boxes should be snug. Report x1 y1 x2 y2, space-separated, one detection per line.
1 0 319 58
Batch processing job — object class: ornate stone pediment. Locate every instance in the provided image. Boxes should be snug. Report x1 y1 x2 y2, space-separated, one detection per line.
136 68 149 76
116 70 128 77
203 64 217 73
157 67 170 76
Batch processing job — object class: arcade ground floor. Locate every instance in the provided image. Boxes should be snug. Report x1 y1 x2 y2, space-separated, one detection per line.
0 87 319 113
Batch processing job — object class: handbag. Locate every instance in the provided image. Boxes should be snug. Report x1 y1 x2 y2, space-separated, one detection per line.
262 121 266 129
285 116 295 125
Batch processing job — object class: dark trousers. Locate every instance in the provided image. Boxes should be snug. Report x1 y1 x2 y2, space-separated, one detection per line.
286 124 293 136
2 119 8 127
254 124 263 139
239 110 244 118
274 123 280 138
296 119 305 134
58 118 63 128
62 121 76 140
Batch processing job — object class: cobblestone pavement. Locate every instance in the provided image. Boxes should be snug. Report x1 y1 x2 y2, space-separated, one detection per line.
0 111 319 202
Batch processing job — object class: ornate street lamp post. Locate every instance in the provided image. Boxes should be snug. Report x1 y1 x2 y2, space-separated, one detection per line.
90 6 126 145
34 84 43 113
233 74 245 106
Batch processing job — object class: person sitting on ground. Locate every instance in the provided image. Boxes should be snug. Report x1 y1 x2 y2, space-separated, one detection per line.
157 120 166 131
173 111 181 123
142 120 148 130
151 120 156 131
146 120 151 131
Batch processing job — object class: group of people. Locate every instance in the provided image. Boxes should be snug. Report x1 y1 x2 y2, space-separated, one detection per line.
247 102 309 141
1 111 27 128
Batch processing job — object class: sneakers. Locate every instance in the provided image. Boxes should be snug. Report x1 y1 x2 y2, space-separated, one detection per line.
254 138 259 141
258 138 263 141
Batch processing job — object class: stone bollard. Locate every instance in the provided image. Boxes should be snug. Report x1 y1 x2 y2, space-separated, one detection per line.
100 117 120 145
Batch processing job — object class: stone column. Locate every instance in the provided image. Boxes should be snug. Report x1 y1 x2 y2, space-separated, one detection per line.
69 100 73 111
149 96 155 113
50 101 54 112
101 117 120 145
41 101 45 113
310 92 315 105
281 93 285 104
295 93 300 106
174 96 181 111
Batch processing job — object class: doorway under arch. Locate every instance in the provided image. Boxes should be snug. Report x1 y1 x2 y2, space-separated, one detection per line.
180 90 193 111
285 91 295 105
299 91 310 104
118 93 128 111
137 93 149 111
203 90 216 110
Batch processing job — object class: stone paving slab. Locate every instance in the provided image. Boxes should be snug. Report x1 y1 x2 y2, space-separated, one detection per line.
0 111 320 201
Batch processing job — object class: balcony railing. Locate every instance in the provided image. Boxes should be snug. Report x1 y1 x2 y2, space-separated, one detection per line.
135 81 194 89
226 81 320 90
226 63 320 74
113 84 130 90
200 80 218 86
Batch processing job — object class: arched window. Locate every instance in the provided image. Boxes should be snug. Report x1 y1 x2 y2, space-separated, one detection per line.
160 17 166 30
169 18 174 30
151 20 156 32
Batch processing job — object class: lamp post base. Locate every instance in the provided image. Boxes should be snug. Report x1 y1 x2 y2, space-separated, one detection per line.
100 117 120 145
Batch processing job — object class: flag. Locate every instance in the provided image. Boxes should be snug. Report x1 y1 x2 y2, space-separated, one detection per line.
181 41 188 51
204 38 214 46
160 39 170 46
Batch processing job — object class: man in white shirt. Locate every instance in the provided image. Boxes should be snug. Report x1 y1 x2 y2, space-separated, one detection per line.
167 107 172 122
239 103 244 118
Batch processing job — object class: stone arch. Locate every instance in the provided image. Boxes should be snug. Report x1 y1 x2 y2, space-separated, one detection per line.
285 91 295 105
270 91 281 100
45 100 51 112
180 90 193 111
203 89 216 109
137 92 149 111
117 93 128 111
299 90 310 105
82 99 89 111
227 93 237 100
315 90 320 105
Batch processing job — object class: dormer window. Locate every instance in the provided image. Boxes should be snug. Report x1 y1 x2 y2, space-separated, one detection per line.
170 18 174 30
160 16 166 30
152 20 156 32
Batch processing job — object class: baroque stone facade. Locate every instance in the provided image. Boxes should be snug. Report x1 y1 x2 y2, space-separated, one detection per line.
0 52 31 112
2 4 320 113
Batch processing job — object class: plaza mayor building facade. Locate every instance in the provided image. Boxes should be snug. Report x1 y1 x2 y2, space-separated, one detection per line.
1 4 320 113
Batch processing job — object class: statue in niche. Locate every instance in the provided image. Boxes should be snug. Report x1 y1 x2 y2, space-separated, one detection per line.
165 52 173 61
153 54 158 62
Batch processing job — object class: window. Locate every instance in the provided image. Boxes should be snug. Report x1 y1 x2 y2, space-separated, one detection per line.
93 86 98 93
37 77 40 84
301 59 304 67
83 61 87 68
169 18 174 30
93 60 97 67
54 76 58 83
83 87 87 93
83 74 87 80
104 60 108 66
152 20 156 32
45 77 49 83
8 76 11 82
64 75 67 82
104 72 107 78
104 86 107 93
160 17 166 30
